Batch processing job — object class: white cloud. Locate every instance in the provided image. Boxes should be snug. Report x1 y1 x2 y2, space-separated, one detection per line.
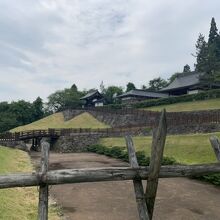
0 0 220 101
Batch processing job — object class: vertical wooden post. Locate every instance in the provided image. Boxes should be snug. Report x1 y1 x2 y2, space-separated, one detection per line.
125 135 149 220
210 136 220 161
145 109 167 220
38 141 50 220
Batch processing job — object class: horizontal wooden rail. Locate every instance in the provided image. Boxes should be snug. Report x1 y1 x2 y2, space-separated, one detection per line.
0 163 220 189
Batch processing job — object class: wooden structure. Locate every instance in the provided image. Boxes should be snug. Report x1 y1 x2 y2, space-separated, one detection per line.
80 90 104 107
0 110 220 219
116 89 169 105
160 72 220 96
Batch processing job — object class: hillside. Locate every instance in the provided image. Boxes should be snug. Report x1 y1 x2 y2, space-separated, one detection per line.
144 98 220 112
0 146 60 219
11 112 109 132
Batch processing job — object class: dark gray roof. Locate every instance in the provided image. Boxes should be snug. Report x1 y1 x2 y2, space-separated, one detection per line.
160 72 202 92
117 89 169 99
80 90 101 100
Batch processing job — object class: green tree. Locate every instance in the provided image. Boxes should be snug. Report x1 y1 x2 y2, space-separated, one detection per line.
126 82 136 92
47 88 83 111
103 86 123 104
33 97 44 121
148 77 168 91
195 33 209 72
183 64 191 72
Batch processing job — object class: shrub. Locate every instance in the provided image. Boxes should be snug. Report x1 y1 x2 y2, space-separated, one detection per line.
102 88 220 109
88 144 220 186
87 144 176 166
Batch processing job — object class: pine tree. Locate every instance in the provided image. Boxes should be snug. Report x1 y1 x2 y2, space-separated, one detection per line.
183 64 191 73
208 17 218 44
195 33 208 72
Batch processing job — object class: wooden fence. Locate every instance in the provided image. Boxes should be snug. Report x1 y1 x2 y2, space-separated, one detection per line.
0 126 149 141
1 110 220 219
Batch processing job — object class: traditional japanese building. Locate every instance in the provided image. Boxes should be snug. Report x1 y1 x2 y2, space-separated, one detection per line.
160 72 220 96
116 89 169 104
80 90 104 107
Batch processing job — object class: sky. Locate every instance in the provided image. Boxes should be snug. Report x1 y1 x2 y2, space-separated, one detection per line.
0 0 220 102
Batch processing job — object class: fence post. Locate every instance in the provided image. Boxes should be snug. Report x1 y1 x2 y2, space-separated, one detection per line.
145 109 167 220
38 141 50 220
125 135 149 220
210 136 220 161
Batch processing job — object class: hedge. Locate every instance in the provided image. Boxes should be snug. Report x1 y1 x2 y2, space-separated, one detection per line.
87 144 220 186
133 88 220 108
102 89 220 109
87 144 176 166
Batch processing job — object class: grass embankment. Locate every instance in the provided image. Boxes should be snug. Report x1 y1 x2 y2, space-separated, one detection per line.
100 133 220 165
0 146 60 220
11 112 109 132
100 133 220 185
144 98 220 112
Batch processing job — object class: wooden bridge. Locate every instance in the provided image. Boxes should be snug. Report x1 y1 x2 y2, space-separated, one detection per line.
0 126 149 142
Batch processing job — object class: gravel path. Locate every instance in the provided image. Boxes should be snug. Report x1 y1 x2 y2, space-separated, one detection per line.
30 152 220 220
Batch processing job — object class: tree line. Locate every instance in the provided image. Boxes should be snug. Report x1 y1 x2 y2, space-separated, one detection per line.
1 17 220 133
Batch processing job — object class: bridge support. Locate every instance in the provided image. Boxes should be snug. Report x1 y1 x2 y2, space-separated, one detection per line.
30 138 41 151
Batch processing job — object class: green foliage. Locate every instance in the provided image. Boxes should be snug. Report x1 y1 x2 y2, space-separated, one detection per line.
195 18 220 85
126 82 136 92
87 144 176 166
47 88 84 111
0 97 46 133
197 174 220 186
148 77 168 91
133 88 220 109
183 64 191 73
102 86 123 104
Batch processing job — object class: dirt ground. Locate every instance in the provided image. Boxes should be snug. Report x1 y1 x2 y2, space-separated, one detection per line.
30 152 220 220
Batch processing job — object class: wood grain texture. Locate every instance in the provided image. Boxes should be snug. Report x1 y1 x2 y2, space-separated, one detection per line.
125 135 149 220
0 163 220 189
145 109 167 219
210 136 220 161
38 141 50 220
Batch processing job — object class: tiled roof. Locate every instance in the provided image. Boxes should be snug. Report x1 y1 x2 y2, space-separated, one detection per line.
160 72 202 91
117 89 169 98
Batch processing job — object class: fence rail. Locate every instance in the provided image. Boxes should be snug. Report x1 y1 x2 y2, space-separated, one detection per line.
1 111 220 219
0 126 150 141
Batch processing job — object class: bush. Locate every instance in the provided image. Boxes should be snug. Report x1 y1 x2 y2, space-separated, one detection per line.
88 144 220 186
195 174 220 186
87 144 176 166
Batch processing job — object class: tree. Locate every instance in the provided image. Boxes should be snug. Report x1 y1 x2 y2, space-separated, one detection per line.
47 88 83 111
33 97 44 121
148 77 168 91
103 86 123 104
126 82 136 92
195 18 220 86
195 33 209 72
183 64 191 73
208 17 218 44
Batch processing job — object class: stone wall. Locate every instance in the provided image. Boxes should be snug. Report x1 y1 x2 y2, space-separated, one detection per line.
0 140 29 151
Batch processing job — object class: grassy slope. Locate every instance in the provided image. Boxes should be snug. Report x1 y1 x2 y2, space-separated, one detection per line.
0 146 60 220
11 112 109 132
144 98 220 112
100 132 220 164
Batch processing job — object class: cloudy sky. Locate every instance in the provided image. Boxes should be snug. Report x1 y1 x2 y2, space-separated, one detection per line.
0 0 220 102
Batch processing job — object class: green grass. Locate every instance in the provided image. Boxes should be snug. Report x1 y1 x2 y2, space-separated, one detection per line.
0 146 60 220
11 112 109 132
144 98 220 112
100 132 220 164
